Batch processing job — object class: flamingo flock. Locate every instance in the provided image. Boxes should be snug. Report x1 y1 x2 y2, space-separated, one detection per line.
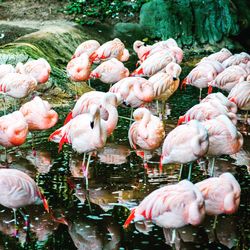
0 36 249 247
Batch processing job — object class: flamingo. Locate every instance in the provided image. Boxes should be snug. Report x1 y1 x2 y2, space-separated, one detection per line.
49 105 107 189
0 169 49 236
206 48 232 63
201 92 237 114
89 38 128 62
177 100 238 126
182 59 224 100
133 40 152 64
201 115 243 176
15 58 51 84
66 53 92 82
161 120 209 180
222 52 250 68
228 77 250 123
195 172 241 216
128 108 165 169
148 62 182 117
0 111 29 148
123 179 205 244
19 96 58 131
89 58 129 86
130 50 175 77
64 91 119 136
208 65 248 93
72 39 100 59
0 64 15 79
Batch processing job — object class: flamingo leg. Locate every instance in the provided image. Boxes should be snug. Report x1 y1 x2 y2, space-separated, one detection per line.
209 157 215 177
88 79 91 88
2 94 6 115
161 101 166 121
199 88 202 102
19 209 30 231
129 107 134 126
187 162 192 181
178 164 184 181
212 215 218 230
170 228 176 244
84 153 92 190
85 189 92 213
143 153 149 174
13 208 19 237
156 100 159 116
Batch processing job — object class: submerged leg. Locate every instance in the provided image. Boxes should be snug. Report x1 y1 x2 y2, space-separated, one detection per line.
84 153 92 190
187 162 192 181
178 164 184 181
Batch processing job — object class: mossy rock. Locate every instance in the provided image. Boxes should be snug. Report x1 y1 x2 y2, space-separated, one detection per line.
0 24 102 111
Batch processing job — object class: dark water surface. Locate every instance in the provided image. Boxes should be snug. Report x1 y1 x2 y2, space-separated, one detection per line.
0 54 250 250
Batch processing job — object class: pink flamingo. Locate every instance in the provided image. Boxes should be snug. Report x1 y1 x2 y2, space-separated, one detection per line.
182 59 224 100
228 77 250 123
208 65 248 93
19 96 58 131
195 172 241 216
109 77 154 110
201 92 237 114
72 40 100 59
0 111 28 148
177 100 237 126
206 48 232 63
0 168 49 236
130 50 175 77
64 91 119 136
148 62 182 116
123 180 205 242
161 120 209 180
201 115 243 176
16 58 51 84
0 64 15 79
49 105 107 188
66 53 92 82
89 38 128 62
89 58 129 86
133 40 152 65
222 52 250 68
129 108 165 168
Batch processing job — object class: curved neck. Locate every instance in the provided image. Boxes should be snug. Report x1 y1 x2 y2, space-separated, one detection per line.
102 103 118 136
138 110 151 131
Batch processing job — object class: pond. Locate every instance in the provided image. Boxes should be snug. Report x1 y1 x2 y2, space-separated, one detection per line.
0 50 249 250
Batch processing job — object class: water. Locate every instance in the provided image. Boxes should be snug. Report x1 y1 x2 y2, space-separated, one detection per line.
0 57 250 250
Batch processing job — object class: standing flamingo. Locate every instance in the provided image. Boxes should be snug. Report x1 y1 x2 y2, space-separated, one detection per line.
72 40 100 59
0 169 49 236
0 64 15 79
128 108 165 169
161 120 209 180
208 65 248 93
66 53 92 82
201 115 243 176
130 50 176 77
123 180 205 244
177 101 237 126
148 62 182 117
89 58 129 87
89 38 128 62
64 91 119 136
49 105 107 189
195 172 241 216
16 58 51 84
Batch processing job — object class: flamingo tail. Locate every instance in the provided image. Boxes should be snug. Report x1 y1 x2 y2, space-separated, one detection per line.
130 67 144 76
207 85 213 94
177 115 185 126
64 111 73 125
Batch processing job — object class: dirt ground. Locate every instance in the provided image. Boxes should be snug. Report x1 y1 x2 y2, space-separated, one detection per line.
0 0 69 21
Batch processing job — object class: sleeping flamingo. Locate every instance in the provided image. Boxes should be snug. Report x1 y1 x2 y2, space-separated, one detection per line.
89 38 128 62
64 91 119 136
161 120 209 180
72 40 100 59
128 108 165 169
222 52 250 68
49 105 107 189
208 65 248 93
0 64 15 79
16 58 51 84
89 58 129 86
201 115 243 176
148 62 182 117
206 48 232 63
0 169 49 236
123 179 205 243
195 172 241 216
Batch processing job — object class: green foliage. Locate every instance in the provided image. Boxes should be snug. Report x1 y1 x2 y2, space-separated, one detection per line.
65 0 148 25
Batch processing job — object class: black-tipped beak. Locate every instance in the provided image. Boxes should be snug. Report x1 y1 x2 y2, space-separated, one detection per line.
173 77 177 81
90 121 94 129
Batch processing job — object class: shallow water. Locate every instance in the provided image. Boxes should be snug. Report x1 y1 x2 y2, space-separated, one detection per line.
0 56 250 249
